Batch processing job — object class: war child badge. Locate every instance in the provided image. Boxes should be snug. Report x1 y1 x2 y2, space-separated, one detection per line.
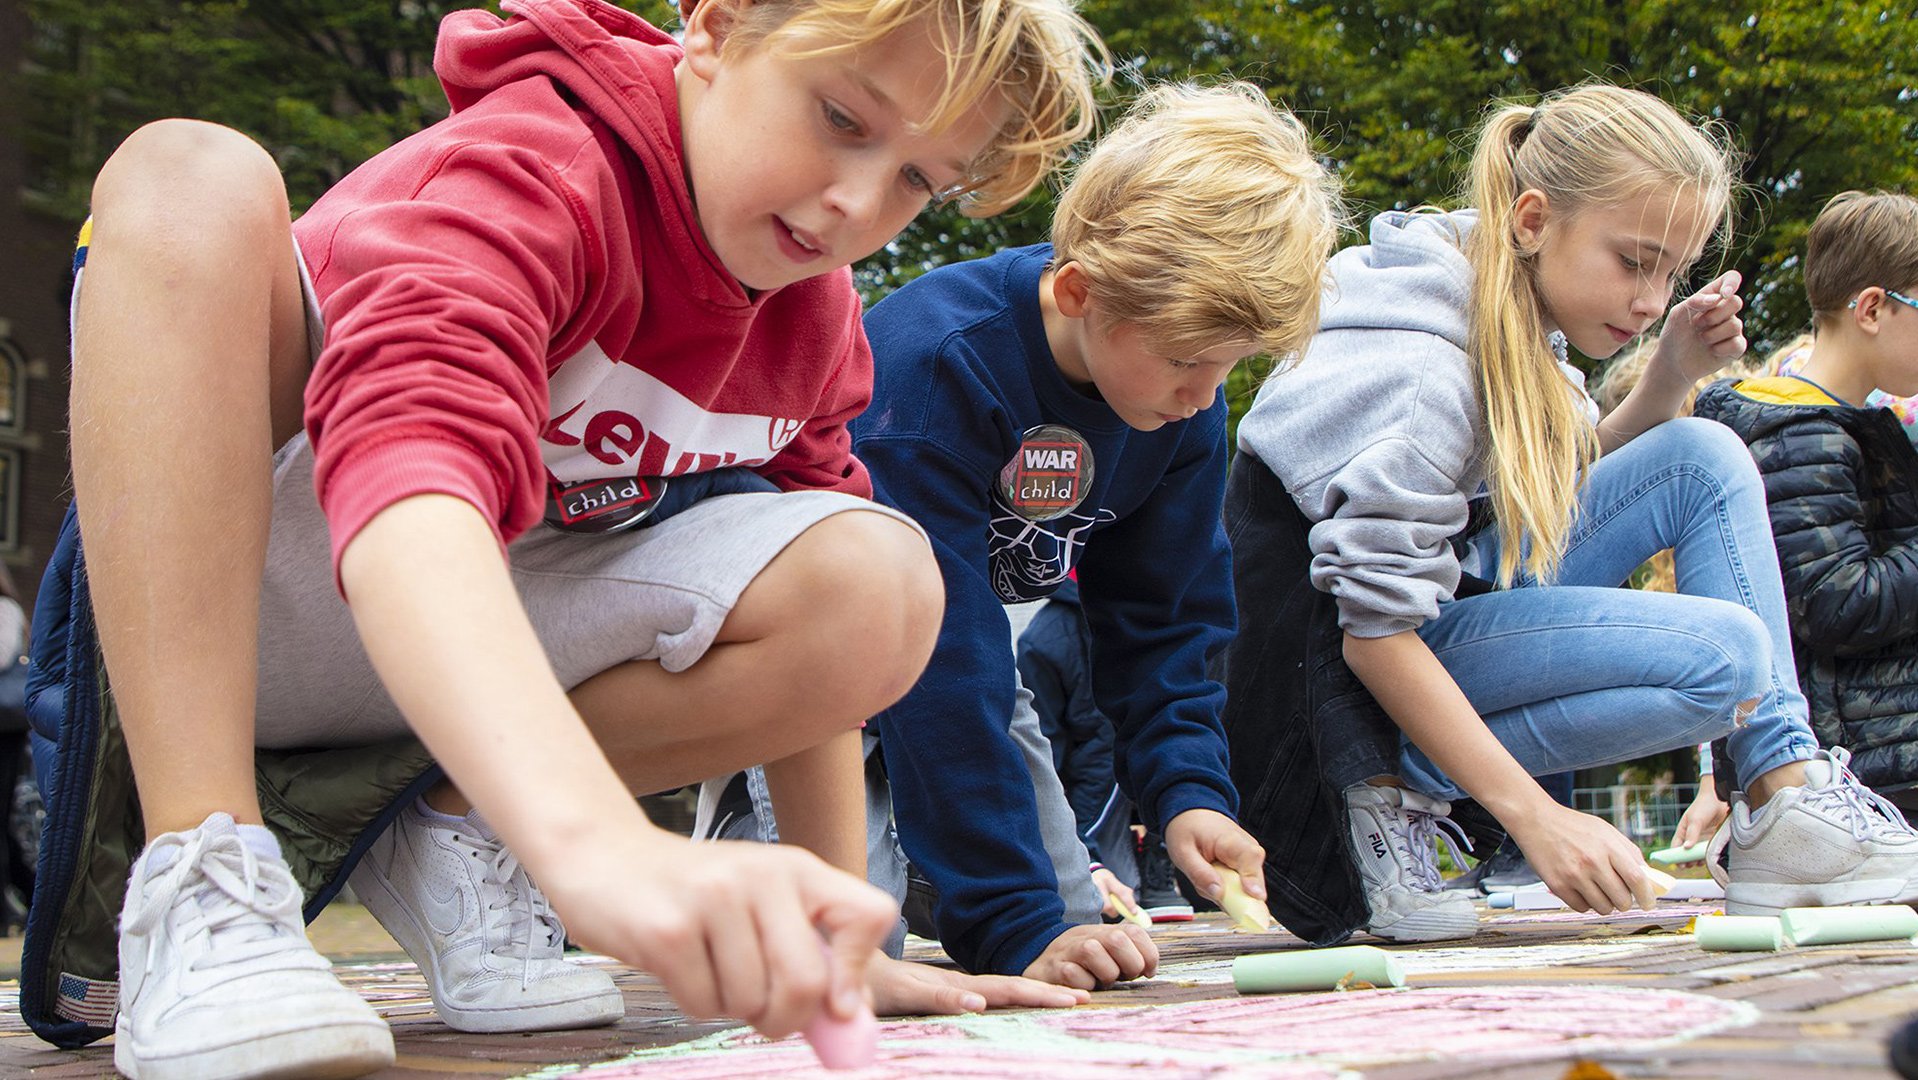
997 425 1094 521
545 473 668 534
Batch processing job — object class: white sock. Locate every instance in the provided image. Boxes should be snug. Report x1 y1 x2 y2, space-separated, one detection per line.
413 795 470 828
236 823 283 862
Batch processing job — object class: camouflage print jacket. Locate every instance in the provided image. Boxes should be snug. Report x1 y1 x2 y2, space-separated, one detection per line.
1694 379 1918 795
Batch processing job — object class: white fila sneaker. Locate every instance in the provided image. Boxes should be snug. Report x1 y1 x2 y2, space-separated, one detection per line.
114 812 393 1080
1344 783 1479 942
348 799 623 1033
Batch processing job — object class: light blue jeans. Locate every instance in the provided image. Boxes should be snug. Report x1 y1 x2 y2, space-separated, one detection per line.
1400 417 1818 800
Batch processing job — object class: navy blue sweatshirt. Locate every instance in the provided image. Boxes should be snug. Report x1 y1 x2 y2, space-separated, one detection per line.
854 245 1239 976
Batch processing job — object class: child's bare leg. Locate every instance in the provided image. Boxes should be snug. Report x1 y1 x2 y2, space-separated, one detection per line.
761 729 870 872
72 119 312 838
424 508 940 811
572 509 939 791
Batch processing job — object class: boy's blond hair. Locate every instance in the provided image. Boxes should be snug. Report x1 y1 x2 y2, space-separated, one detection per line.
1048 81 1344 362
704 0 1107 216
1806 190 1918 325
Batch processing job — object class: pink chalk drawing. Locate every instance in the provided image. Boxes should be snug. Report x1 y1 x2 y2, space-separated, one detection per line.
522 1016 1336 1079
521 985 1755 1080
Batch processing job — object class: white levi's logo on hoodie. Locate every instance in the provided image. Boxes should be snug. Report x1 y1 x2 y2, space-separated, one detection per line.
541 341 804 482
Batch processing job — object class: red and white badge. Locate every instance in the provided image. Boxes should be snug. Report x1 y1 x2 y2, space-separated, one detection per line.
544 474 667 534
997 425 1094 522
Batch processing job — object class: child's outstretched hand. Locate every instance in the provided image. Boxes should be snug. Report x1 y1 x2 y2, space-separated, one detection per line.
543 834 897 1041
1164 807 1267 908
1654 270 1748 384
868 954 1089 1015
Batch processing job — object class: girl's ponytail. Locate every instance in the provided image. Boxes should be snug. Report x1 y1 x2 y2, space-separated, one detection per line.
1466 104 1597 586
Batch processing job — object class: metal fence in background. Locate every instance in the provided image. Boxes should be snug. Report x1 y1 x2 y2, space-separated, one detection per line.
1572 783 1699 849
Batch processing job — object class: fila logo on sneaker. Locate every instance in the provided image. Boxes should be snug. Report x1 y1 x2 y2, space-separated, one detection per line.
1370 832 1387 859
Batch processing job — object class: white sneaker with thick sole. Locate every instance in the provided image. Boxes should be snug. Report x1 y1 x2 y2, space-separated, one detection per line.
115 812 394 1080
348 799 623 1033
1725 747 1918 916
1345 783 1479 942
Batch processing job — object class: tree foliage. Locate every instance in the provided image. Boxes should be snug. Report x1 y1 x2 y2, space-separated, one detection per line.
17 0 1916 386
14 0 674 215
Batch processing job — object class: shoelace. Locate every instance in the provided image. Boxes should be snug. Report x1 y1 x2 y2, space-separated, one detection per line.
1397 807 1474 891
1803 750 1915 844
463 832 565 991
126 829 307 973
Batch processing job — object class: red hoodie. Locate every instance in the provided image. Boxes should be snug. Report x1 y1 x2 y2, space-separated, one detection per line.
294 0 873 575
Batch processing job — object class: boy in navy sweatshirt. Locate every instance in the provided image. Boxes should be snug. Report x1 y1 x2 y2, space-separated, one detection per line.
854 83 1343 985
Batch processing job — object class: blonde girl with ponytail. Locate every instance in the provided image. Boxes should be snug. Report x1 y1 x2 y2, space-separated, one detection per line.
1226 83 1918 947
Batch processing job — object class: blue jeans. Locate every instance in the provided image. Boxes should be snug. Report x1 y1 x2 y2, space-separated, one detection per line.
1400 417 1818 799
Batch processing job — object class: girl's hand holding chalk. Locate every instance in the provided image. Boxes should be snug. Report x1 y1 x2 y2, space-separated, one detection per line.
1657 269 1747 381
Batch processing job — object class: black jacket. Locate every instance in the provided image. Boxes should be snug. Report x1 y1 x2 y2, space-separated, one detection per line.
1219 454 1504 943
1695 379 1918 794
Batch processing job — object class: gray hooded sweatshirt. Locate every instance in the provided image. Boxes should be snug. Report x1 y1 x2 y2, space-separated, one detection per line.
1237 209 1597 639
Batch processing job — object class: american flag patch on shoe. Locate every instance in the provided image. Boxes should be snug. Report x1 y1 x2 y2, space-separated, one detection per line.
54 972 117 1026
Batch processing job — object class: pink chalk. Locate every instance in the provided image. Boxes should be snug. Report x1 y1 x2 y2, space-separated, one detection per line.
802 1000 879 1069
802 941 878 1069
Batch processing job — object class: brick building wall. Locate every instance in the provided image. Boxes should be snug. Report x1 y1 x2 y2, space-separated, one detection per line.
0 0 82 608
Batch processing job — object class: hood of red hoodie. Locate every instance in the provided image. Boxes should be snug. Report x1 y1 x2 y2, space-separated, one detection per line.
436 0 747 306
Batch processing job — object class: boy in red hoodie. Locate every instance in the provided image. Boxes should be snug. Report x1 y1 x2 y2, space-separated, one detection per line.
69 1 1101 1076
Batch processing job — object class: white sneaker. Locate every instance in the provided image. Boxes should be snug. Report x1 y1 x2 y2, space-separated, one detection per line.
115 812 393 1080
1345 783 1479 942
1724 747 1918 916
348 799 623 1032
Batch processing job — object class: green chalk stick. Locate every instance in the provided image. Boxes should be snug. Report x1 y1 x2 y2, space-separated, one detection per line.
1233 945 1405 994
1781 905 1918 945
1649 842 1709 865
1693 914 1783 952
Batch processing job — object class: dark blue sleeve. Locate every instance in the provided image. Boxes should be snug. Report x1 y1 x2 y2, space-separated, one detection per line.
1075 414 1239 834
867 438 1073 976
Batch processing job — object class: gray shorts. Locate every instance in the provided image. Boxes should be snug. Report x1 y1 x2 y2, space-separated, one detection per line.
252 248 921 748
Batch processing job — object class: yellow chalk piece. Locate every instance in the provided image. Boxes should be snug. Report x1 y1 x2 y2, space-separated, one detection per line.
1215 867 1275 933
1105 889 1151 928
1645 866 1676 897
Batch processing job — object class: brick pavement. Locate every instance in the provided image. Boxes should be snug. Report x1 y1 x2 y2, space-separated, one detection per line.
3 900 1915 1078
